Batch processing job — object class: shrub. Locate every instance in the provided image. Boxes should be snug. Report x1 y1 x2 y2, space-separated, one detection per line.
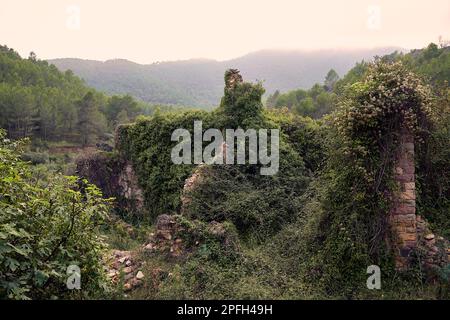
21 151 49 165
0 129 111 299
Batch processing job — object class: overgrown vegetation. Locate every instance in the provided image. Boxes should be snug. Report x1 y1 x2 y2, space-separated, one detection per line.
0 129 112 299
0 43 449 300
123 57 449 300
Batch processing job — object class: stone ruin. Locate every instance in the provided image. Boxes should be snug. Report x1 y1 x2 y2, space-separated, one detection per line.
388 128 449 271
225 68 243 89
75 137 145 215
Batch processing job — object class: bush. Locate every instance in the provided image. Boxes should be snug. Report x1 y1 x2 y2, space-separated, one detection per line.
21 151 49 165
0 129 111 299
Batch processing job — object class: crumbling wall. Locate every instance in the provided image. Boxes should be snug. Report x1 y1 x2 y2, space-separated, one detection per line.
76 152 145 215
389 129 449 271
389 129 417 270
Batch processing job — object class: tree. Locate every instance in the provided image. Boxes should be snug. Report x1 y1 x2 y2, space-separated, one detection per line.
115 109 130 126
28 51 37 62
104 94 140 126
266 90 280 108
324 69 339 92
76 92 105 146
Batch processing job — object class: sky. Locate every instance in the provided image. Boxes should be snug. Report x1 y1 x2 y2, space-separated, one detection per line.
1 0 449 64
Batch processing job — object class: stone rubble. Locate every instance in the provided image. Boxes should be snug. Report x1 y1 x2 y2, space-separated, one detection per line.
142 214 185 258
107 250 145 292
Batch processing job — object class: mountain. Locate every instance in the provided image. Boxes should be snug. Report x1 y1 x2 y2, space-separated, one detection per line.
48 47 402 107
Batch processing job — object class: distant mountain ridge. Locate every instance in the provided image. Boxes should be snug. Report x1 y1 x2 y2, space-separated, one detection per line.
48 47 402 107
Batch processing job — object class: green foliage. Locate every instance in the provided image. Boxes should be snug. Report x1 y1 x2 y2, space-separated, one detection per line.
416 85 450 237
267 83 337 118
116 110 215 219
118 72 313 239
406 44 450 84
334 43 450 96
76 91 108 146
324 69 340 91
102 95 141 128
0 129 111 299
272 61 434 297
21 151 49 165
219 70 266 129
336 60 432 140
265 109 325 173
183 155 308 240
0 45 160 146
0 45 90 141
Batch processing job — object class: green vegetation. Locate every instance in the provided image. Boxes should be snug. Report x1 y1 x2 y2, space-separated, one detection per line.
267 44 450 119
0 43 449 300
0 129 112 299
266 83 337 118
49 48 398 107
118 58 449 299
0 45 182 147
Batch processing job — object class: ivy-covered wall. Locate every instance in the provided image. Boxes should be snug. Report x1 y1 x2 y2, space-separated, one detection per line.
114 70 323 233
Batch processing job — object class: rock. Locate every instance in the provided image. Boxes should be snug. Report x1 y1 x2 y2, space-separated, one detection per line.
125 259 132 267
425 234 435 241
129 278 143 289
136 271 145 280
114 250 131 258
123 266 133 274
156 214 173 230
124 273 134 281
118 163 145 211
118 257 127 263
144 243 154 251
208 221 226 237
123 283 132 291
157 230 172 240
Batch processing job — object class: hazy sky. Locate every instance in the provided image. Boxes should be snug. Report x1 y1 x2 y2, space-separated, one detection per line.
1 0 449 63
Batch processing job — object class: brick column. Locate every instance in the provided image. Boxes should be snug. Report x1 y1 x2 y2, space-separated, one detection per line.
389 129 417 270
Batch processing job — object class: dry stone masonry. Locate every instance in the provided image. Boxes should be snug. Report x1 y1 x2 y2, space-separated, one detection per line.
389 128 450 271
389 129 417 270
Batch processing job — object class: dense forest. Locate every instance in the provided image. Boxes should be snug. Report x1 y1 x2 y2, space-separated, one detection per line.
0 43 449 300
0 45 180 146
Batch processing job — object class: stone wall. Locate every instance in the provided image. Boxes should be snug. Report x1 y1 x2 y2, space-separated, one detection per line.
389 129 417 270
76 152 145 215
389 128 450 271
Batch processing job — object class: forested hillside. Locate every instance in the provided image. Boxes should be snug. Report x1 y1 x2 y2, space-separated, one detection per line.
48 47 399 107
0 45 175 146
266 44 450 118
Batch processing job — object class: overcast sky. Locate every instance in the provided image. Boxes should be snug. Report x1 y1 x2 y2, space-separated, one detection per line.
1 0 449 63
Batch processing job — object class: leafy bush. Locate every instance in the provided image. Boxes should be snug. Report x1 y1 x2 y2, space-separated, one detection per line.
416 85 450 237
21 151 49 165
0 129 111 299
